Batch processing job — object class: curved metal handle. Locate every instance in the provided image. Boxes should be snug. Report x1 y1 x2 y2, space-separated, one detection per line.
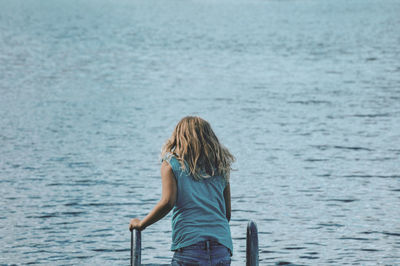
130 229 141 266
246 220 259 266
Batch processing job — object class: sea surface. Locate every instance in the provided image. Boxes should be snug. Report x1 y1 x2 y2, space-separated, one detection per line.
1 0 399 265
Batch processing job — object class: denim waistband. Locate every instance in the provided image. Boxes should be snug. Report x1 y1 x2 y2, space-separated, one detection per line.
177 240 223 252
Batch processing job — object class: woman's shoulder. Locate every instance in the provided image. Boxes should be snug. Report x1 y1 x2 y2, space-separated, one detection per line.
161 152 181 174
161 152 178 164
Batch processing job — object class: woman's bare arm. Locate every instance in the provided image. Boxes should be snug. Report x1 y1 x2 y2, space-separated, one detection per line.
129 161 177 231
223 183 231 222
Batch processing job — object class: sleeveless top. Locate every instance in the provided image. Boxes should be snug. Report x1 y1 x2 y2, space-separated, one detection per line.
162 153 233 254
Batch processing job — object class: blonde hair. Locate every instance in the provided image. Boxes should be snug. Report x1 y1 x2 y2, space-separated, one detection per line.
161 116 235 182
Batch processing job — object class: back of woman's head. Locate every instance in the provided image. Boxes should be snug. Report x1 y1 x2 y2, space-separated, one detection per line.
161 116 235 181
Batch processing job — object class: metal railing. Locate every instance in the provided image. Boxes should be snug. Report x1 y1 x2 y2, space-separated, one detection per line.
130 220 259 266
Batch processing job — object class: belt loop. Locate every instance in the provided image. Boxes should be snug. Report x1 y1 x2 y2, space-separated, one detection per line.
206 240 210 251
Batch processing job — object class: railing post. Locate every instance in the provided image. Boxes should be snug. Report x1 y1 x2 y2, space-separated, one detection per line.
131 229 141 266
246 220 259 266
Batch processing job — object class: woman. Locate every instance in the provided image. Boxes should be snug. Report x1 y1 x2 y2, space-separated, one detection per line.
129 116 235 265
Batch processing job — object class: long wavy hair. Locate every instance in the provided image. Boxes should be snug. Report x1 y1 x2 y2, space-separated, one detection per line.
161 116 235 182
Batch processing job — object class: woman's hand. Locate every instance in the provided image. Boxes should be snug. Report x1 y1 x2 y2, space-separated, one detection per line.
129 218 143 231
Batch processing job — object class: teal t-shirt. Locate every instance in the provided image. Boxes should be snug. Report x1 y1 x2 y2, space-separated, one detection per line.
162 153 233 254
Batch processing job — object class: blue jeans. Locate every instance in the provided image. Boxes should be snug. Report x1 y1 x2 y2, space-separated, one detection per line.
171 240 231 266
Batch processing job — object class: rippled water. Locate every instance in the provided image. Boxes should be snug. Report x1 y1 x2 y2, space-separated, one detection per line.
1 0 400 265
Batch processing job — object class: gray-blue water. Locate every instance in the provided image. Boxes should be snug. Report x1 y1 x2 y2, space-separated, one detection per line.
1 0 399 265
